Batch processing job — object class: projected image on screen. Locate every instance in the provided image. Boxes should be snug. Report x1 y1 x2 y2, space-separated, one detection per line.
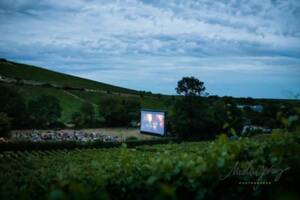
140 110 165 135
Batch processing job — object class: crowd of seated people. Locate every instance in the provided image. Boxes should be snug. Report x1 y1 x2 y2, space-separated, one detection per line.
12 130 122 142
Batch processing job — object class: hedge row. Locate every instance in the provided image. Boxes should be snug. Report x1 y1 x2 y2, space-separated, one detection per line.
0 138 181 152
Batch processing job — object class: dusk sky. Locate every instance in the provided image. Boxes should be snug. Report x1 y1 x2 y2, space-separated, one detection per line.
0 0 299 98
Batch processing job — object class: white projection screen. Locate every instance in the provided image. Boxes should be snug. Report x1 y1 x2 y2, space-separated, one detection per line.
140 110 166 136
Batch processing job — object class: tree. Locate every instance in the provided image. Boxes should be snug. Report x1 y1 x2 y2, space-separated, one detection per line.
123 98 140 123
211 100 244 136
176 76 206 96
98 97 140 127
171 77 217 139
28 95 62 128
71 103 97 128
0 112 12 138
71 112 85 128
0 85 27 128
98 97 127 126
80 102 96 126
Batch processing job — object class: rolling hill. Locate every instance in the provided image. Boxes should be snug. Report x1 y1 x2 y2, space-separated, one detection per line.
2 59 297 125
0 59 138 94
0 59 170 123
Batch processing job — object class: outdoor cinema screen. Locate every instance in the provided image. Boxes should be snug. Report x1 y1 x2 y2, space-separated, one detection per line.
140 110 165 136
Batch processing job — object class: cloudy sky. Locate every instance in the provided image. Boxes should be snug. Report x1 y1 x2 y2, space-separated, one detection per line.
0 0 299 98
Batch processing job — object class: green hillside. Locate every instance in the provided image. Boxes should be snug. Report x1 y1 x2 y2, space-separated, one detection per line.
0 82 83 122
1 59 299 124
0 59 138 94
0 59 169 123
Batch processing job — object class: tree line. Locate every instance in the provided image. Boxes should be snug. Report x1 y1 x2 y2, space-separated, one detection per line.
1 77 299 139
169 76 299 139
71 97 140 128
0 84 140 137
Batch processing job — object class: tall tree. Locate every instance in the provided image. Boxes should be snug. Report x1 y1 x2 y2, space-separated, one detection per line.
80 102 96 126
98 97 140 127
0 112 12 138
171 77 216 139
0 85 27 128
176 76 206 96
28 95 62 128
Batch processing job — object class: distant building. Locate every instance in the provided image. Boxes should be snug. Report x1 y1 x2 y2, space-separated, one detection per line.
237 105 263 112
241 125 271 135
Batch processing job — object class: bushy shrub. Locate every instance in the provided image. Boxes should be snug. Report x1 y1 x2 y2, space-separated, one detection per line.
171 97 217 139
80 102 96 126
41 83 53 88
171 77 220 139
28 95 62 128
125 136 138 141
0 85 27 128
71 112 85 128
98 97 140 127
0 132 299 199
0 112 12 138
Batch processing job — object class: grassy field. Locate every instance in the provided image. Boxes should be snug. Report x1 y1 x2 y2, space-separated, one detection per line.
68 90 171 110
0 60 138 94
0 82 83 122
0 59 171 123
1 59 298 125
0 82 168 123
0 131 299 199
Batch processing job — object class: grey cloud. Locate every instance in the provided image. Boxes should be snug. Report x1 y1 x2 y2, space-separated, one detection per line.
0 0 299 98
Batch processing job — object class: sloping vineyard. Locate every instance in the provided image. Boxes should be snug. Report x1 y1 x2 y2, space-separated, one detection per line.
0 132 299 200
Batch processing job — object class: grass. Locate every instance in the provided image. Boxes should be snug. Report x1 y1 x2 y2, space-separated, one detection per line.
0 60 171 123
2 59 298 124
0 83 82 122
0 60 138 94
141 96 171 110
69 90 171 109
0 81 168 123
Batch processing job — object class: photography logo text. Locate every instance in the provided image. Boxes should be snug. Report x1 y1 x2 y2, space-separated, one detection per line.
221 161 290 190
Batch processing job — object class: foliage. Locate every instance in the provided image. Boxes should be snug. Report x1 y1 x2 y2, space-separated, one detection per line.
71 103 97 128
28 95 62 128
98 97 140 127
211 100 244 135
0 84 27 128
1 60 299 134
176 76 206 96
71 112 85 128
0 138 179 152
243 102 300 131
0 60 145 126
172 77 212 138
125 136 139 141
80 102 96 127
171 78 244 139
0 112 11 138
1 82 167 125
171 97 217 139
0 132 299 199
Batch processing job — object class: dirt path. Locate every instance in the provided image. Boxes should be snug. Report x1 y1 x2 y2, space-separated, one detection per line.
63 90 98 107
0 74 140 98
